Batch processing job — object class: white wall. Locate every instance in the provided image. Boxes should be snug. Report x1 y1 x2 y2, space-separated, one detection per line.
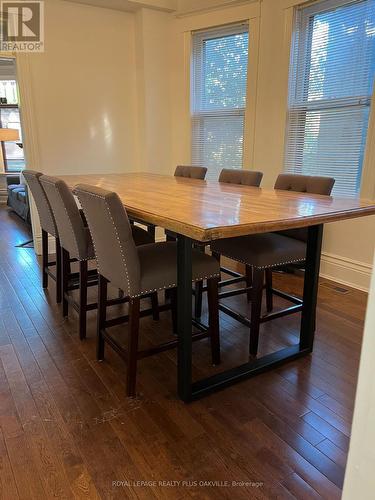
28 0 139 175
342 250 375 498
135 8 172 173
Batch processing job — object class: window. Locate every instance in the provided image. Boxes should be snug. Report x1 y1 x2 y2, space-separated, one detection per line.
284 0 375 197
191 23 249 179
0 100 24 172
0 58 25 172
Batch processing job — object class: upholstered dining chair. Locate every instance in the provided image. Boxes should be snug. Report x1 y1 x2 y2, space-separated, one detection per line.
40 175 156 340
23 170 63 303
75 184 221 397
210 173 335 357
218 168 263 186
195 168 264 318
174 165 208 179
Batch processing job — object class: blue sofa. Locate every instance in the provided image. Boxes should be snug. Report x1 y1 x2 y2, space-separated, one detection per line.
7 174 30 223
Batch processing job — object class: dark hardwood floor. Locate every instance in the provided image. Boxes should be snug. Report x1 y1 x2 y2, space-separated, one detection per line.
0 206 366 499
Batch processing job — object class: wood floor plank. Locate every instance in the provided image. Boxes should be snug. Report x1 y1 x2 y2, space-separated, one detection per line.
302 412 350 453
281 472 322 500
0 344 76 499
0 428 19 499
317 439 348 470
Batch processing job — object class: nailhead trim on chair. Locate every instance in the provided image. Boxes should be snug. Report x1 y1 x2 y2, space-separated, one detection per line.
213 249 305 271
75 197 101 272
24 173 58 238
131 271 221 299
44 178 96 262
104 197 133 296
43 177 82 259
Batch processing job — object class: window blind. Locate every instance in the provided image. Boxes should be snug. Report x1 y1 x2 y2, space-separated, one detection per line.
191 23 249 180
284 0 375 197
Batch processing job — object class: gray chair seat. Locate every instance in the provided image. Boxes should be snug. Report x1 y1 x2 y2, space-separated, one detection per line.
138 241 220 295
211 233 306 270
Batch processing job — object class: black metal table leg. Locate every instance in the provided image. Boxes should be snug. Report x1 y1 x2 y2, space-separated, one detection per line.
300 224 323 350
177 235 193 402
174 224 324 402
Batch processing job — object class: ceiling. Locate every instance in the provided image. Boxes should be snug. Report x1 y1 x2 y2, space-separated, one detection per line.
62 0 177 13
62 0 254 14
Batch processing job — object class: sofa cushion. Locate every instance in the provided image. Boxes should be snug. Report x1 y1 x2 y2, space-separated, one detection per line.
16 190 27 203
7 182 30 224
7 184 23 192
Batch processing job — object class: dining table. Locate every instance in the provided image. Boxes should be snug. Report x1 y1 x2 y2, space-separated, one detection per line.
58 172 375 402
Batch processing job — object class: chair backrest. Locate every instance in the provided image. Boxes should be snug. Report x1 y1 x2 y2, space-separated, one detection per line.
274 174 335 195
23 170 58 237
219 168 263 187
75 184 141 297
40 175 89 260
274 174 335 242
174 165 207 179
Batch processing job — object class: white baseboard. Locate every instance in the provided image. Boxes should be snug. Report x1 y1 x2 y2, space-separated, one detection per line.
320 252 372 292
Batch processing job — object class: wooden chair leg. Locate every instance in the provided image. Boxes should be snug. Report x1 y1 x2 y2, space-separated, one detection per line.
62 248 70 317
170 287 177 335
126 297 140 397
97 274 108 361
79 260 88 340
151 292 160 320
55 237 62 304
42 229 48 288
249 268 264 357
207 278 221 365
265 268 273 312
245 264 253 302
194 280 203 319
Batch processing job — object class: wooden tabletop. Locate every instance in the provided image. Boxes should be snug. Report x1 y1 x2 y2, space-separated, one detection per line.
57 172 375 242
